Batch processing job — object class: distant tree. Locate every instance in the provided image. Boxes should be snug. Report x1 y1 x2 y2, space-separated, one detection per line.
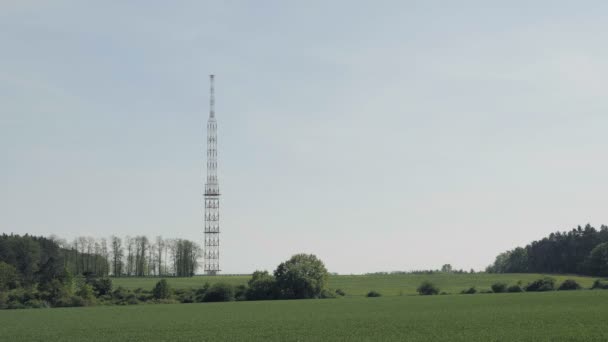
0 262 18 290
441 264 452 273
171 239 202 277
125 236 135 276
274 254 329 299
366 290 381 297
417 281 439 295
586 242 608 277
246 270 278 300
110 236 124 276
152 279 171 299
155 236 164 276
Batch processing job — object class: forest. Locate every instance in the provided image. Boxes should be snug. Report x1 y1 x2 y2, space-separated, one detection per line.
487 224 608 276
1 234 202 278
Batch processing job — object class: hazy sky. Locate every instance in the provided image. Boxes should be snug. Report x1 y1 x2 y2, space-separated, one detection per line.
2 1 608 274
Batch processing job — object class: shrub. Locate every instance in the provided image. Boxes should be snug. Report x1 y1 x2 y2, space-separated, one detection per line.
491 282 507 293
24 299 49 308
335 289 346 296
88 277 112 296
461 287 477 295
366 290 382 297
274 254 329 299
417 281 439 295
195 283 211 302
202 283 235 302
111 286 139 305
246 271 278 301
507 284 523 293
558 279 581 291
591 279 608 290
174 289 195 303
320 289 337 298
524 277 555 292
235 285 248 301
76 283 96 305
152 279 171 300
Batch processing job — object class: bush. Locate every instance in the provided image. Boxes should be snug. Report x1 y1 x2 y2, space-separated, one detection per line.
195 283 211 302
320 289 337 298
274 254 329 299
366 290 381 297
461 287 477 295
202 283 235 302
88 277 112 296
417 281 439 295
591 279 608 290
24 299 48 308
152 279 171 300
235 285 248 301
524 277 555 292
558 279 581 291
246 271 278 301
335 289 346 296
491 282 507 293
112 286 139 305
76 283 96 305
174 289 195 303
507 284 523 293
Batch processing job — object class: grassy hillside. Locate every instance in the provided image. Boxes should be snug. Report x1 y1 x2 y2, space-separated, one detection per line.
2 291 607 341
112 273 596 295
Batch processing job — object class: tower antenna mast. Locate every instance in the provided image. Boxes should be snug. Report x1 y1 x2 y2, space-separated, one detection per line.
204 74 220 275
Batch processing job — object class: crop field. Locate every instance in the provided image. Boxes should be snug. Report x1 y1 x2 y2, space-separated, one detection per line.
1 290 607 341
112 273 596 296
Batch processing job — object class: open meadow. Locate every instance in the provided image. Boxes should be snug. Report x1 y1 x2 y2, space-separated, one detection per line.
1 290 607 341
112 273 596 296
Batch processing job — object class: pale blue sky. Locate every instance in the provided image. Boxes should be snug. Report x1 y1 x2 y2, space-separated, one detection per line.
2 1 608 273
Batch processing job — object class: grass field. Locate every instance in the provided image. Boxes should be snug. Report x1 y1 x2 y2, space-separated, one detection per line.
1 290 607 341
112 273 597 296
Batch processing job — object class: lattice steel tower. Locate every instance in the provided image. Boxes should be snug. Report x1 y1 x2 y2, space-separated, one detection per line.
204 74 220 275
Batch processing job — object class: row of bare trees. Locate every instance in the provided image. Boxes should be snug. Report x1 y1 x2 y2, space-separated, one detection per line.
53 235 202 277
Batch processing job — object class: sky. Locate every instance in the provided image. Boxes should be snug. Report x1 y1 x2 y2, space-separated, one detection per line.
2 1 608 274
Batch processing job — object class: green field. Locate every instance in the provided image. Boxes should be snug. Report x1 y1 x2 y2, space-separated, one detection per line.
112 273 596 296
1 291 607 341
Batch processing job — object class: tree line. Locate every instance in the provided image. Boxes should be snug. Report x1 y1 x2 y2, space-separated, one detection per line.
52 235 201 277
487 224 608 276
0 233 202 288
